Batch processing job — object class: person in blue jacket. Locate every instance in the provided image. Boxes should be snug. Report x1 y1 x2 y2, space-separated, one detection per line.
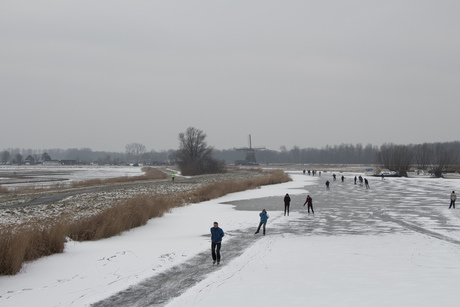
255 209 269 235
210 221 224 265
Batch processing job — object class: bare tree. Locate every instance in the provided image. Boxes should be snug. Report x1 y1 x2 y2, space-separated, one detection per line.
41 152 52 161
125 143 146 163
14 153 23 164
376 143 393 170
377 143 412 176
1 150 10 163
413 143 432 170
175 127 224 175
391 145 413 176
432 144 457 177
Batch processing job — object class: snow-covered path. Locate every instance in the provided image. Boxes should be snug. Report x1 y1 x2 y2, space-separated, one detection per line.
2 171 460 306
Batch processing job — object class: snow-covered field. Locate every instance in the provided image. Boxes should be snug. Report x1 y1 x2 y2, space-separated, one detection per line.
1 170 460 306
0 165 146 188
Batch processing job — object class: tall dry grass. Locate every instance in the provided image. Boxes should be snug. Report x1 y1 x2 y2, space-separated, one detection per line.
67 194 180 241
0 223 67 275
0 169 290 275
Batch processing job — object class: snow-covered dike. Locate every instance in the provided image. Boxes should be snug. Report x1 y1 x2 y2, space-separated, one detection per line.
1 171 460 306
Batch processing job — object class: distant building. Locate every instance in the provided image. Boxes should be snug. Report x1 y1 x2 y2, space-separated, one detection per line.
24 155 36 165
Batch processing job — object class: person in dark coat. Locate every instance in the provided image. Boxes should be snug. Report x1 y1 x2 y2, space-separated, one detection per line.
325 180 330 190
449 191 457 209
255 209 269 235
210 221 224 264
284 193 291 216
303 195 314 214
364 178 370 189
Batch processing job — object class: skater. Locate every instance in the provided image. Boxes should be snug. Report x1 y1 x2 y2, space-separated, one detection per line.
341 175 345 182
381 174 385 181
325 180 330 190
255 209 269 235
354 176 357 185
358 175 363 185
284 193 291 216
303 195 314 214
332 173 336 181
449 191 457 209
364 178 370 189
210 221 224 264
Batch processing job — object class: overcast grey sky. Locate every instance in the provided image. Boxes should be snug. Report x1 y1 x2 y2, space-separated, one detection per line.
1 1 459 152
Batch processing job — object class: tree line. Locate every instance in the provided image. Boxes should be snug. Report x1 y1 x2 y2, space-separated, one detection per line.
2 132 459 177
376 142 460 177
213 143 380 165
0 147 176 166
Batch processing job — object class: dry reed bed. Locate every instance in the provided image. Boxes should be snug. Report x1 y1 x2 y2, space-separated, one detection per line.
0 170 290 275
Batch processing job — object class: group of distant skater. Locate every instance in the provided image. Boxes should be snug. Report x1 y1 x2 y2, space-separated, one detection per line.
303 169 321 176
210 174 457 265
325 174 369 190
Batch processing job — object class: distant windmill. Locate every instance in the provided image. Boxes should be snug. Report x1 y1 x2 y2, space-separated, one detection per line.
235 135 265 165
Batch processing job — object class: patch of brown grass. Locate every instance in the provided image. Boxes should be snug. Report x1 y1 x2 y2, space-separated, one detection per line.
0 223 67 275
67 194 180 241
0 227 27 275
